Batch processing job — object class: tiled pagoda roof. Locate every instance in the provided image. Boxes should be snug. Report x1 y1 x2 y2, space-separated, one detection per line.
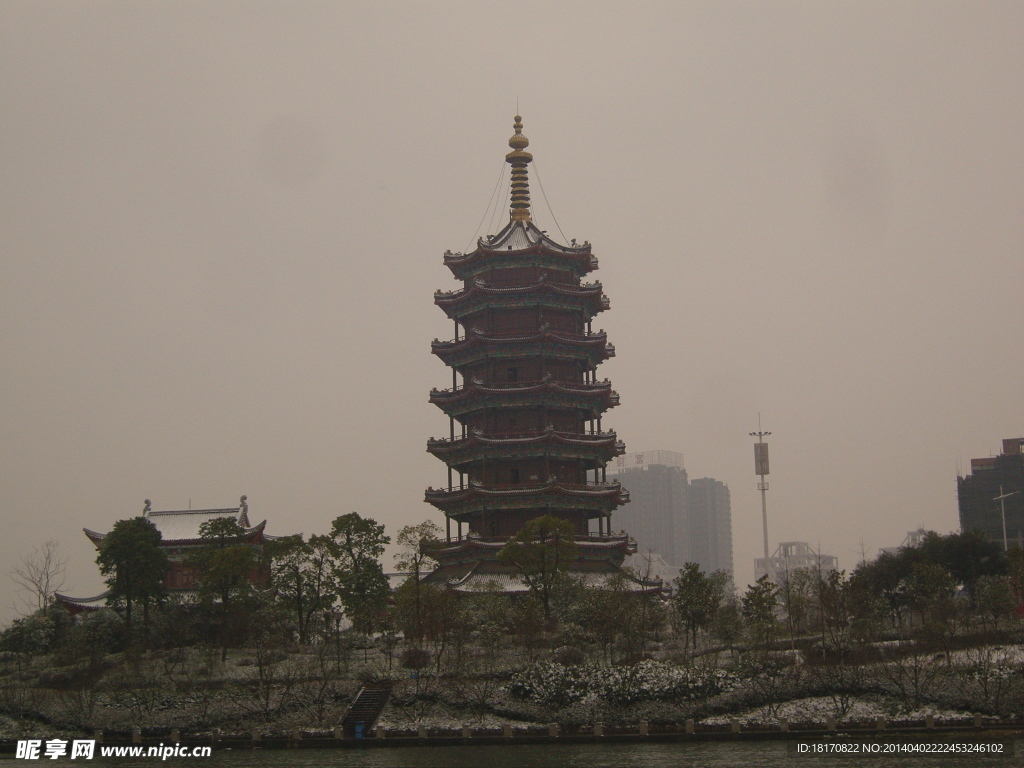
83 498 283 548
443 220 599 279
429 376 619 416
434 276 609 318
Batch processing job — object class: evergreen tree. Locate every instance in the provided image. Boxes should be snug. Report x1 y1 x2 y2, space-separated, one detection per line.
329 512 390 635
96 516 169 640
498 514 577 625
671 563 729 653
394 520 442 646
189 516 257 660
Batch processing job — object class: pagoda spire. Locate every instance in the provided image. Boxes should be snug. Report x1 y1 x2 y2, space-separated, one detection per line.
506 115 533 222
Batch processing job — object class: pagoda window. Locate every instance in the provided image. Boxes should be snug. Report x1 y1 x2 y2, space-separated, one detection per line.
507 367 518 383
510 468 520 484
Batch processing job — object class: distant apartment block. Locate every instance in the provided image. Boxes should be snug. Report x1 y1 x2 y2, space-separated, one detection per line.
754 541 838 584
609 450 733 576
958 437 1024 550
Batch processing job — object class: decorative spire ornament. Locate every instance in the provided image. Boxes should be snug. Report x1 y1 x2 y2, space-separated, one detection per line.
506 115 533 222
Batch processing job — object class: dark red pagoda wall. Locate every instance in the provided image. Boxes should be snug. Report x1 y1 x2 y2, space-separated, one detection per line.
461 359 587 385
468 509 592 537
481 266 577 287
162 560 270 591
461 307 583 336
463 408 584 434
466 458 589 485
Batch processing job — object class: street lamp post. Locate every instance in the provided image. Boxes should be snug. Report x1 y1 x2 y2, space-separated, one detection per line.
750 418 772 578
995 485 1021 552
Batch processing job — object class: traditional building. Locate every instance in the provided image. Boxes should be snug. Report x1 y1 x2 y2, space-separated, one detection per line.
424 116 656 593
56 496 280 614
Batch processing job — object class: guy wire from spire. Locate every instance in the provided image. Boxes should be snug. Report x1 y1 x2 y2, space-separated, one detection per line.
466 159 507 253
532 157 570 245
487 163 510 236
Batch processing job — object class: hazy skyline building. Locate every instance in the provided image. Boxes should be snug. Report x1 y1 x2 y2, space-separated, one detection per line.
687 477 734 576
958 438 1024 551
610 450 733 576
754 541 838 584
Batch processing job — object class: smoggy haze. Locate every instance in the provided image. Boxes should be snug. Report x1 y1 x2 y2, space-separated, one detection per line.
1 2 1022 619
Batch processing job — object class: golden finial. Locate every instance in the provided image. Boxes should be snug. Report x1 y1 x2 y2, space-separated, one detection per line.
506 114 533 222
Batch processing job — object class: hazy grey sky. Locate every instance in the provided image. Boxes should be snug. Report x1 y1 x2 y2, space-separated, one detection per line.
2 2 1022 618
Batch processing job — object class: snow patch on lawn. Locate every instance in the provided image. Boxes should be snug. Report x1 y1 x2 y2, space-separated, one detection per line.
701 697 976 727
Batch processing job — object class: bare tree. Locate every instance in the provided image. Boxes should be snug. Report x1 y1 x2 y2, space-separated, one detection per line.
9 540 67 614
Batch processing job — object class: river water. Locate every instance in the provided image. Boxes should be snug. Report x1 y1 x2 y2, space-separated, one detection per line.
90 741 1019 768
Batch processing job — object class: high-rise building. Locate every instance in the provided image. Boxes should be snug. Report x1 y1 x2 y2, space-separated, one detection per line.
958 438 1024 550
424 116 657 594
687 477 734 576
610 450 733 576
609 451 687 565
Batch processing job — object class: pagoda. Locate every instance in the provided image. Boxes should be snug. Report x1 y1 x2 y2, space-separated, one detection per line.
424 116 657 593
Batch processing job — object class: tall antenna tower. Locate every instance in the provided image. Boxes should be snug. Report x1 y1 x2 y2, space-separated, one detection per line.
750 416 772 573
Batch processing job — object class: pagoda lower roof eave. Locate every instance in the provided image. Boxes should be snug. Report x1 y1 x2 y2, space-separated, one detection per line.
426 558 661 595
55 591 112 607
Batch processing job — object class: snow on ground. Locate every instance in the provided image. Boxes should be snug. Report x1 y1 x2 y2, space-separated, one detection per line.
376 703 539 731
946 644 1024 666
701 697 976 727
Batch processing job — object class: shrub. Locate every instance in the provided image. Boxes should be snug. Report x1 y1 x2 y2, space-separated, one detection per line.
506 660 737 708
401 647 431 671
552 646 585 667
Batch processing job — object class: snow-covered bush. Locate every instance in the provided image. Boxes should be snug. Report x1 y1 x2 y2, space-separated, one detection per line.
505 660 736 708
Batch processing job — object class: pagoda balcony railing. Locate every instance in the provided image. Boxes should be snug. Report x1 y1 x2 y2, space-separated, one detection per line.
434 328 607 345
427 480 624 495
437 533 630 545
430 377 613 397
428 428 619 445
434 278 604 301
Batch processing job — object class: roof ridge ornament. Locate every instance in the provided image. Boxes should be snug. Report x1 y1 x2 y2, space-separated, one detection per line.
506 115 533 222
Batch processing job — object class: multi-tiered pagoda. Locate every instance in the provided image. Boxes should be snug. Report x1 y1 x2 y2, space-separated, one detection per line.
425 117 656 593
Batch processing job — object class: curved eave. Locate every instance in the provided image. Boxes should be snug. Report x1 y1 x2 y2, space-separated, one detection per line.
425 482 629 516
443 221 598 279
84 528 106 549
55 590 111 607
430 378 620 417
435 279 609 319
427 431 625 468
84 520 269 548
